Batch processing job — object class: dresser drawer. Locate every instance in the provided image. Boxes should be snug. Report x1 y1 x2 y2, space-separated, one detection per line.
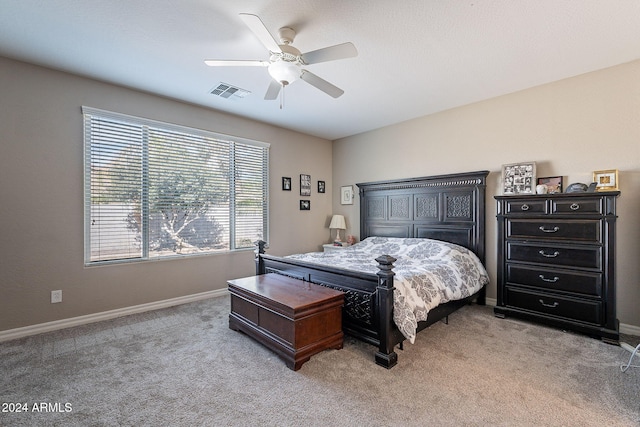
504 199 547 215
507 219 601 242
551 198 602 214
507 242 601 269
506 264 602 297
505 287 602 325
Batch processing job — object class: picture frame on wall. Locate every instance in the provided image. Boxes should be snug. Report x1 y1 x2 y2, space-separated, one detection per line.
537 176 563 194
340 185 353 205
300 174 311 196
299 200 310 210
502 162 536 195
317 181 325 193
593 169 619 191
282 177 291 191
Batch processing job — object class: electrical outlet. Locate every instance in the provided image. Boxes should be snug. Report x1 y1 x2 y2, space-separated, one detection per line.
51 290 62 304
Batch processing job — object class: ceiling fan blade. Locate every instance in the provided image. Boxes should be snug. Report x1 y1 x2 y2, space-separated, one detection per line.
300 70 344 98
264 80 282 100
301 42 358 65
239 13 282 53
204 59 269 67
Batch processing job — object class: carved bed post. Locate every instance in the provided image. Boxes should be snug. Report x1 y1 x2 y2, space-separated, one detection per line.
375 254 398 369
255 240 267 275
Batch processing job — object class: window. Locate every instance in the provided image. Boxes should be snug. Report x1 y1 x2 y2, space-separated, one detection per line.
83 107 269 265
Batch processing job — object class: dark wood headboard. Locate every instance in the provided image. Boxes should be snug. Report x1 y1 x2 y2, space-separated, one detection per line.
356 170 489 263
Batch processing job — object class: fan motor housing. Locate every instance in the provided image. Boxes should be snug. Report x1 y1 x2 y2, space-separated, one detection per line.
272 44 301 63
278 27 296 45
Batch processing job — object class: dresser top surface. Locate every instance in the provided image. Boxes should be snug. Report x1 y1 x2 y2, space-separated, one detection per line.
495 191 620 200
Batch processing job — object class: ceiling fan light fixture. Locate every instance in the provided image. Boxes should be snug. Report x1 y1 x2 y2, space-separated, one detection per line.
205 14 357 100
268 59 300 85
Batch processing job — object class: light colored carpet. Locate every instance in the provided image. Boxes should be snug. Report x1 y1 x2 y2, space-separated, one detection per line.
1 296 638 426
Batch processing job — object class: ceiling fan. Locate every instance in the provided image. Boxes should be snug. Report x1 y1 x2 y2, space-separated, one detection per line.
205 13 358 102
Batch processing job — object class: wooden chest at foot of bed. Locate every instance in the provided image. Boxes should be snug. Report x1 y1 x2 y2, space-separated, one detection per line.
228 273 344 371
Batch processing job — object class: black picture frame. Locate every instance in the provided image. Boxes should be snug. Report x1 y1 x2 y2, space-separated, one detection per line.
282 177 291 191
299 200 310 210
300 174 311 196
318 181 325 193
537 176 563 194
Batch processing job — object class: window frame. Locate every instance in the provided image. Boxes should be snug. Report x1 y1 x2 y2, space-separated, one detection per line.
83 106 269 266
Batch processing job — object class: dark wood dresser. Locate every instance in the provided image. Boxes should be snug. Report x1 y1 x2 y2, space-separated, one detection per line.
228 273 344 370
494 191 620 343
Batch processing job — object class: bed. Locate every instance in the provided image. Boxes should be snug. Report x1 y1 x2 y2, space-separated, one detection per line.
255 170 490 368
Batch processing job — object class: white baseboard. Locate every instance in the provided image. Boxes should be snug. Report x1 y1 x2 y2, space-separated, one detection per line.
0 289 228 343
620 323 640 336
482 297 639 336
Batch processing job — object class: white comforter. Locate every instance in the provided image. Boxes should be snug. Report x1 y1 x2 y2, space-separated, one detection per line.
285 237 489 343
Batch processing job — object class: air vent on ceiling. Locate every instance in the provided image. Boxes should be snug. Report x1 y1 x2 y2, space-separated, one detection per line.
210 83 251 100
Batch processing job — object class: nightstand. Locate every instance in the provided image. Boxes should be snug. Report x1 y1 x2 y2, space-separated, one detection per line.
323 244 348 253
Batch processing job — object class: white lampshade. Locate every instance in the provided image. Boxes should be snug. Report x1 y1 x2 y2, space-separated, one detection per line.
268 60 300 85
329 215 346 230
329 214 346 242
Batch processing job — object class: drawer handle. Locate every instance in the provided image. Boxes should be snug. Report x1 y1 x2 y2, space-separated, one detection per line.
539 226 559 233
570 203 580 211
538 250 560 258
521 204 530 211
539 299 559 308
539 274 560 283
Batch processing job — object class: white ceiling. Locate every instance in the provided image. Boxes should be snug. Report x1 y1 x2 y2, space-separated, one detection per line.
2 0 640 140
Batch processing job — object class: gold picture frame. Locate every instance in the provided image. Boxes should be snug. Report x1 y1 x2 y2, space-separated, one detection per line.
593 169 619 191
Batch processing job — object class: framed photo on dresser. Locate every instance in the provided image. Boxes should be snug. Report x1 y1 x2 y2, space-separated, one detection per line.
593 169 619 191
537 176 563 194
502 162 536 195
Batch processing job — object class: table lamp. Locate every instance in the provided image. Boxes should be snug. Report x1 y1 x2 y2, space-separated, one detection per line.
329 214 346 243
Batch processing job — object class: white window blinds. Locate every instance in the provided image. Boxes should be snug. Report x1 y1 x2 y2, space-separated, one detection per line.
83 107 269 265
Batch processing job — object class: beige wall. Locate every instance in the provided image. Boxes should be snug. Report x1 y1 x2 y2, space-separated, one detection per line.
0 57 333 332
333 59 640 332
3 54 639 335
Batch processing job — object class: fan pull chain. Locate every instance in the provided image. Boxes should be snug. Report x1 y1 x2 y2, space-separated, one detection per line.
279 82 285 109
